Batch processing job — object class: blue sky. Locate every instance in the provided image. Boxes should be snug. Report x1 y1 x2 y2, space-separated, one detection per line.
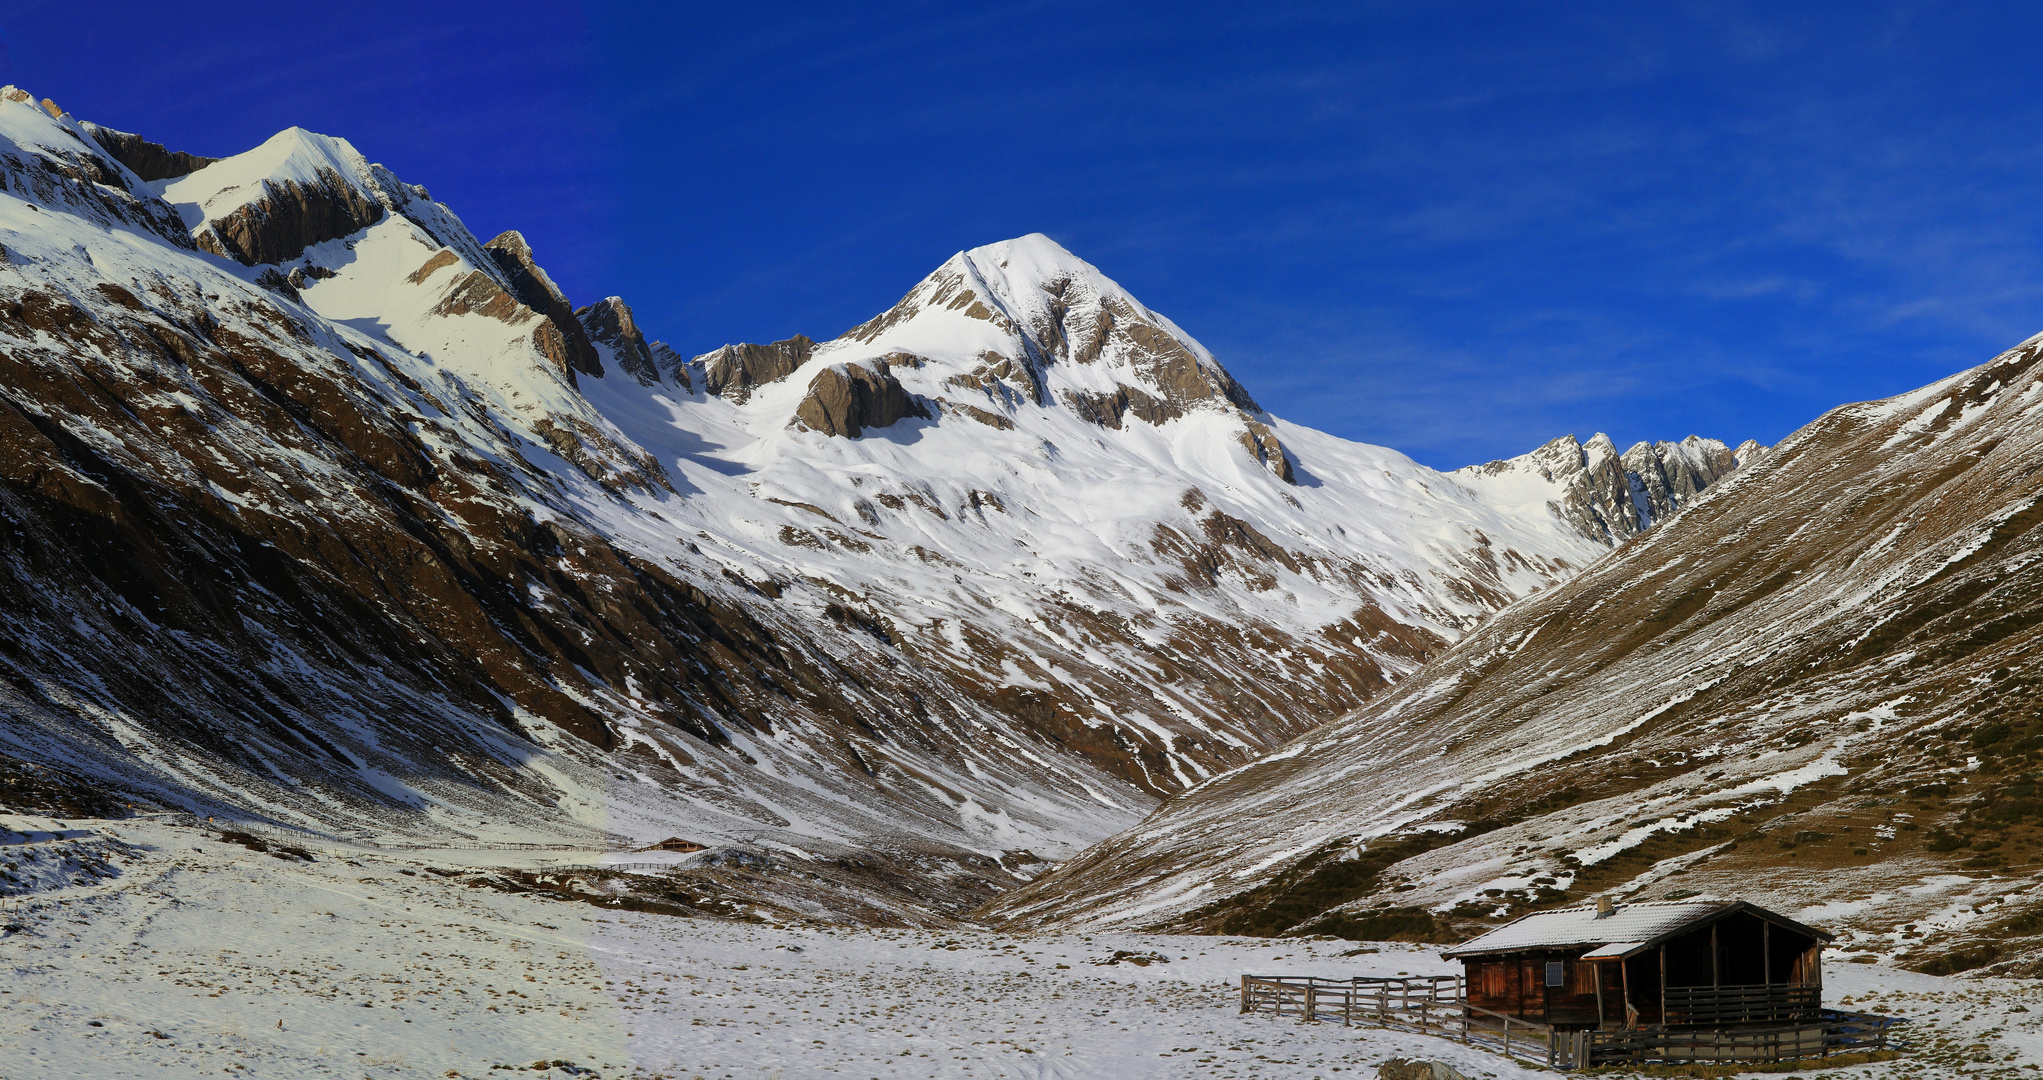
11 2 2043 467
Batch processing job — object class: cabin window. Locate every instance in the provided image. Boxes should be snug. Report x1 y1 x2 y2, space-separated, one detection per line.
1480 963 1506 997
1545 961 1564 987
1571 961 1598 995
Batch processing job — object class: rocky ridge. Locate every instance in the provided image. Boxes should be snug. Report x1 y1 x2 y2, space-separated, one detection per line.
1457 433 1757 546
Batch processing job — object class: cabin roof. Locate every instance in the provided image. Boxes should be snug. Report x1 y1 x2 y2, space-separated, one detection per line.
1440 899 1833 960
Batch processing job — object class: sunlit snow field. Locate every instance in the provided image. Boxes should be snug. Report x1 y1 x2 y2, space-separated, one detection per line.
5 816 2042 1078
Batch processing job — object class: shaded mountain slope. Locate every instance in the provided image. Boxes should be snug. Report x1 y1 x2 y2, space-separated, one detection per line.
990 332 2043 976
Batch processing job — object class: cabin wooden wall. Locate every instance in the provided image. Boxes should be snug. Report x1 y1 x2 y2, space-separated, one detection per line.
1461 954 1604 1027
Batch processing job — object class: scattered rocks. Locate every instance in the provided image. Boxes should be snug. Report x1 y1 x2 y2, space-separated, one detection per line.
1376 1058 1466 1080
1087 949 1169 967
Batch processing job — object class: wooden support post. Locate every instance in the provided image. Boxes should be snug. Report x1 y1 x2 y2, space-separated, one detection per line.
1240 975 1250 1014
1711 923 1720 988
1764 922 1772 990
1621 959 1633 1030
1659 947 1668 1028
1594 960 1606 1029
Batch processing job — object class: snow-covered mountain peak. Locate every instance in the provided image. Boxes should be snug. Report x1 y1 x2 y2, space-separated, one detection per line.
157 126 369 228
949 232 1163 342
765 233 1287 482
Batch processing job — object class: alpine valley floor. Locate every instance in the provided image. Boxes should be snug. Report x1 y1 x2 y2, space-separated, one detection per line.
5 814 2042 1079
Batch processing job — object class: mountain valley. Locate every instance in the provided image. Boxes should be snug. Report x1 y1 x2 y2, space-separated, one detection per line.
993 327 2043 979
0 89 1758 925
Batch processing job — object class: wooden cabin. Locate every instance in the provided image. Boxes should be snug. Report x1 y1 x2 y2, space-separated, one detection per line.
641 837 705 853
1441 897 1832 1032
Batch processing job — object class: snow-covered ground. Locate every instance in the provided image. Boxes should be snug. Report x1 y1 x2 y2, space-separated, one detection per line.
5 814 2038 1078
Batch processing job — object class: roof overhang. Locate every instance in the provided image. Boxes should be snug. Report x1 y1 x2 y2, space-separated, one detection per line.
1580 941 1650 960
1442 941 1606 960
1440 899 1836 962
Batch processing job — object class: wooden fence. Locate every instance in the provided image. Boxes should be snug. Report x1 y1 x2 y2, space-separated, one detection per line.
1239 974 1904 1070
1664 983 1821 1024
1241 975 1562 1066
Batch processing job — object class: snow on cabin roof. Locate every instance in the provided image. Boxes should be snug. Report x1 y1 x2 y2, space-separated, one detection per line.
1579 941 1649 960
1440 899 1829 959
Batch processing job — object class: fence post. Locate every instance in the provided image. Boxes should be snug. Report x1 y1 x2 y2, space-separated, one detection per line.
1345 980 1353 1027
1240 975 1250 1015
1305 982 1316 1023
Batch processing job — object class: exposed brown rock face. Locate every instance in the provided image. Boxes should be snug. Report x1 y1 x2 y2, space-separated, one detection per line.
699 335 816 402
1061 384 1178 429
483 231 602 379
196 167 385 267
648 340 692 391
993 337 2043 974
576 296 659 385
407 248 460 284
78 123 218 182
1238 419 1295 483
432 268 529 323
792 364 931 438
945 350 1042 407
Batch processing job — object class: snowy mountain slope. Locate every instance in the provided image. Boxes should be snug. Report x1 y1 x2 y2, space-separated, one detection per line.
991 333 2043 977
568 233 1656 799
0 90 1745 920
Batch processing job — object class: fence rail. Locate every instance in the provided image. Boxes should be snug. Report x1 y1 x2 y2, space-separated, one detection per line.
1239 974 1903 1071
1664 983 1822 1024
1241 975 1566 1066
1585 1011 1899 1065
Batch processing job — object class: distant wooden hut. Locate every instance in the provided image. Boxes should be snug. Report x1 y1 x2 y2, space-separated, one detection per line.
1440 897 1832 1032
641 837 705 853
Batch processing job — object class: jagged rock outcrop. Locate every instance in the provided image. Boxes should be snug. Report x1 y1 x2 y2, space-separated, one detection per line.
576 296 658 385
792 363 930 437
483 231 602 379
194 165 385 266
699 335 815 402
1618 435 1741 527
648 340 691 391
78 122 217 181
1458 433 1757 546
